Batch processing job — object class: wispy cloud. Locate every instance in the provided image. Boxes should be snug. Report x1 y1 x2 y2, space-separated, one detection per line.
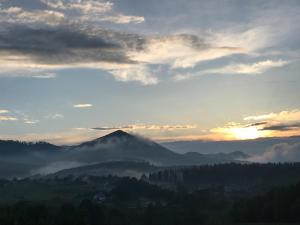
40 0 144 25
41 0 113 14
92 124 197 131
0 115 18 121
0 109 18 121
205 60 289 75
1 0 144 26
97 14 145 24
244 110 300 122
73 127 93 131
244 113 278 121
24 119 39 124
109 65 158 85
0 109 9 114
0 6 65 25
128 30 264 70
11 110 40 125
173 73 194 81
73 104 93 108
46 113 64 119
174 59 290 81
31 73 57 79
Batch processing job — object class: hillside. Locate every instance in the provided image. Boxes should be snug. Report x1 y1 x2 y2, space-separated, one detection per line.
0 130 244 178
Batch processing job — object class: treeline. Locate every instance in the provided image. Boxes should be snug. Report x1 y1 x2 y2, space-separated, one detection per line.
0 178 229 225
232 182 300 223
0 140 58 155
0 199 212 225
148 163 300 190
0 177 300 225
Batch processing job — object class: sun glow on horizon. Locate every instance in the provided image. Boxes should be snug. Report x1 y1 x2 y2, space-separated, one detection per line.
211 123 267 141
230 126 259 140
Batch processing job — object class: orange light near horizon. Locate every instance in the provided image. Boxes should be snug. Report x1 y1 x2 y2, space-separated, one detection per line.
230 126 259 140
210 124 265 141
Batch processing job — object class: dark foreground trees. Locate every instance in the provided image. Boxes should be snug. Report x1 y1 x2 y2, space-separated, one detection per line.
1 180 300 225
231 182 300 223
0 177 226 225
1 165 300 225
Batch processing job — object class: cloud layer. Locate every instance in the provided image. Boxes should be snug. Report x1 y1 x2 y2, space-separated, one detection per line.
244 110 300 135
0 0 294 84
249 142 300 163
0 24 281 84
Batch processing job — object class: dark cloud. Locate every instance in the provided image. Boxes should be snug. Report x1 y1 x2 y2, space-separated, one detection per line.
0 24 146 65
245 122 268 127
0 22 213 70
245 120 300 131
92 127 119 131
260 122 300 131
176 34 207 49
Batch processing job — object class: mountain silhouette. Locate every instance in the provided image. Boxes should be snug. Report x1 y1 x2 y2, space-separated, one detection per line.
0 140 60 178
0 130 244 178
77 130 139 147
0 140 59 156
71 130 190 165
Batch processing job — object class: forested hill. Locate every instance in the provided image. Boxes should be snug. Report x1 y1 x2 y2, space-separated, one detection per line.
148 163 300 191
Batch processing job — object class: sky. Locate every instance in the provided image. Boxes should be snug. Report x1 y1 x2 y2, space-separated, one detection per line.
0 0 300 144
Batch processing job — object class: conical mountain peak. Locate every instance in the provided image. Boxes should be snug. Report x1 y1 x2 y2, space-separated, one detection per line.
103 130 132 139
77 130 137 147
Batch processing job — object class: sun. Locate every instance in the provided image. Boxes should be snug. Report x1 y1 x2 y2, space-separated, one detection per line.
231 126 259 140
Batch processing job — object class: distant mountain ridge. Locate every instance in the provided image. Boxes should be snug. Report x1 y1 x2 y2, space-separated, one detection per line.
162 136 300 154
0 130 246 178
67 130 245 165
184 151 249 162
47 161 163 179
0 140 59 156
